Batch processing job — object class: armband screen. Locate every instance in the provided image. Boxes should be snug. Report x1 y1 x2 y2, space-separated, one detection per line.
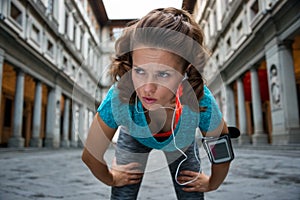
203 134 234 164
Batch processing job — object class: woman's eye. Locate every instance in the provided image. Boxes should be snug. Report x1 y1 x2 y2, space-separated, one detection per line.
157 72 170 78
134 68 145 75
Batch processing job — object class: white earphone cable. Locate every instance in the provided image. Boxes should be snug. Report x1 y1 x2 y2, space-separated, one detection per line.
134 74 201 185
169 96 201 186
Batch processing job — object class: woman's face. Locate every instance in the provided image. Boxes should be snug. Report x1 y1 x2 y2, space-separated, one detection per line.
132 48 185 110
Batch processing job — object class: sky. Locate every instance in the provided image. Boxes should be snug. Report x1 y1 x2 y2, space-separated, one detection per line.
102 0 183 20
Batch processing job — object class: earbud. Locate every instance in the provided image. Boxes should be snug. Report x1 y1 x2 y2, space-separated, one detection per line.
182 72 188 82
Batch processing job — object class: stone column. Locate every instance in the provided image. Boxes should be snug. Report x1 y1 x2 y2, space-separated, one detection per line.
45 86 62 148
71 102 79 147
8 70 25 147
45 87 55 147
30 80 42 147
224 84 236 127
265 39 300 144
61 98 70 147
250 68 268 145
81 108 90 147
77 104 85 147
237 78 250 144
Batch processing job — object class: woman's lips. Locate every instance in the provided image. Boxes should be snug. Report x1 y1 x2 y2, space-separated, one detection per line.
142 97 157 104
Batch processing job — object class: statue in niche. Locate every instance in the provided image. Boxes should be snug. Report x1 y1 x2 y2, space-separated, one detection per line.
270 64 281 108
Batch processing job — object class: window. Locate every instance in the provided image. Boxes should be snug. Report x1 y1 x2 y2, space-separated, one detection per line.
10 2 22 26
73 21 77 41
79 72 82 82
224 35 233 59
216 54 219 64
72 65 76 77
31 24 41 44
80 30 85 53
79 29 83 50
250 0 259 20
64 13 68 35
63 56 68 70
47 40 54 55
226 38 231 52
236 22 243 40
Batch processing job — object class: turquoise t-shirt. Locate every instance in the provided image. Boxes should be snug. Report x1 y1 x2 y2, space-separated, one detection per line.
97 84 222 151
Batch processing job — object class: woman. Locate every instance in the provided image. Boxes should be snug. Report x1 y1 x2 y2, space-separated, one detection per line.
82 7 231 200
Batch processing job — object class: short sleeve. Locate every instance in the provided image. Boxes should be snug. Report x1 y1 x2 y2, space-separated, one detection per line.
97 85 118 129
198 85 223 132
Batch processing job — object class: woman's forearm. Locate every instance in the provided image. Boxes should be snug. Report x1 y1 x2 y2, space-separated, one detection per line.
82 114 117 186
82 147 114 186
208 162 230 190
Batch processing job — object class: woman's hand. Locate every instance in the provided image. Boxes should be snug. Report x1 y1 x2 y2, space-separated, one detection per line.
177 170 218 192
110 158 143 187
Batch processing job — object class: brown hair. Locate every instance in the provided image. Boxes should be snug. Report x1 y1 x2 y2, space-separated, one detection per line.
109 7 208 112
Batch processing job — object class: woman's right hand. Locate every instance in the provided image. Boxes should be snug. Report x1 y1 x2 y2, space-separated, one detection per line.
110 157 143 187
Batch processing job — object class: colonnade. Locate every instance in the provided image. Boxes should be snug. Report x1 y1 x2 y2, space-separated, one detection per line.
222 39 300 145
0 48 93 148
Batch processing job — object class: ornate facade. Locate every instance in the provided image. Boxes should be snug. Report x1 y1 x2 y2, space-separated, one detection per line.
0 0 114 148
193 0 300 145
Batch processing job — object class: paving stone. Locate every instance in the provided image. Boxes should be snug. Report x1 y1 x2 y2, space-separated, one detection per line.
0 146 299 200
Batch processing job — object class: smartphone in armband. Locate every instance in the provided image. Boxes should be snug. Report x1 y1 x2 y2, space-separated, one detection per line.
202 134 234 164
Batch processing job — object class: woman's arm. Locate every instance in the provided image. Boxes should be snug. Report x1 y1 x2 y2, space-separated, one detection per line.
207 162 230 190
178 119 231 192
81 113 116 186
207 119 230 190
82 113 143 187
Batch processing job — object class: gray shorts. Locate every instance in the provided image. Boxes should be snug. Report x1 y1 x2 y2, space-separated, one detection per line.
111 127 204 200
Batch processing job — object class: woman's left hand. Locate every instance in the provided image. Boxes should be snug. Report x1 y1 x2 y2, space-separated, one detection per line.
177 170 214 192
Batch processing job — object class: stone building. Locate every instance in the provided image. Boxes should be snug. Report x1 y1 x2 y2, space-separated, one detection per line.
193 0 300 145
0 0 196 148
5 0 296 148
0 0 115 148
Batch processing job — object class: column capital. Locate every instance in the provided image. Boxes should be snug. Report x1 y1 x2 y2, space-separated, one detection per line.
278 39 294 48
237 76 244 84
265 37 280 50
14 68 25 74
33 78 42 84
250 68 256 74
265 37 294 57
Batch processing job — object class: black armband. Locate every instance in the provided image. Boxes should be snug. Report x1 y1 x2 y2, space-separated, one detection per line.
202 134 235 164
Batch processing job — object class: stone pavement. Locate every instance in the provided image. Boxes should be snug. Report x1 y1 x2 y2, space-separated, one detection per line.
0 144 299 200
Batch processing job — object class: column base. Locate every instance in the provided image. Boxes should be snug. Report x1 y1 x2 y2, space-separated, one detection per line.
238 134 251 145
272 128 300 145
61 140 70 148
252 133 268 145
71 141 78 148
288 132 300 144
30 138 42 147
77 140 84 148
8 137 25 148
44 138 60 148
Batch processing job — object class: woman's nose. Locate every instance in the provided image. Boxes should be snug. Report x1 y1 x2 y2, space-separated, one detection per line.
143 82 157 94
